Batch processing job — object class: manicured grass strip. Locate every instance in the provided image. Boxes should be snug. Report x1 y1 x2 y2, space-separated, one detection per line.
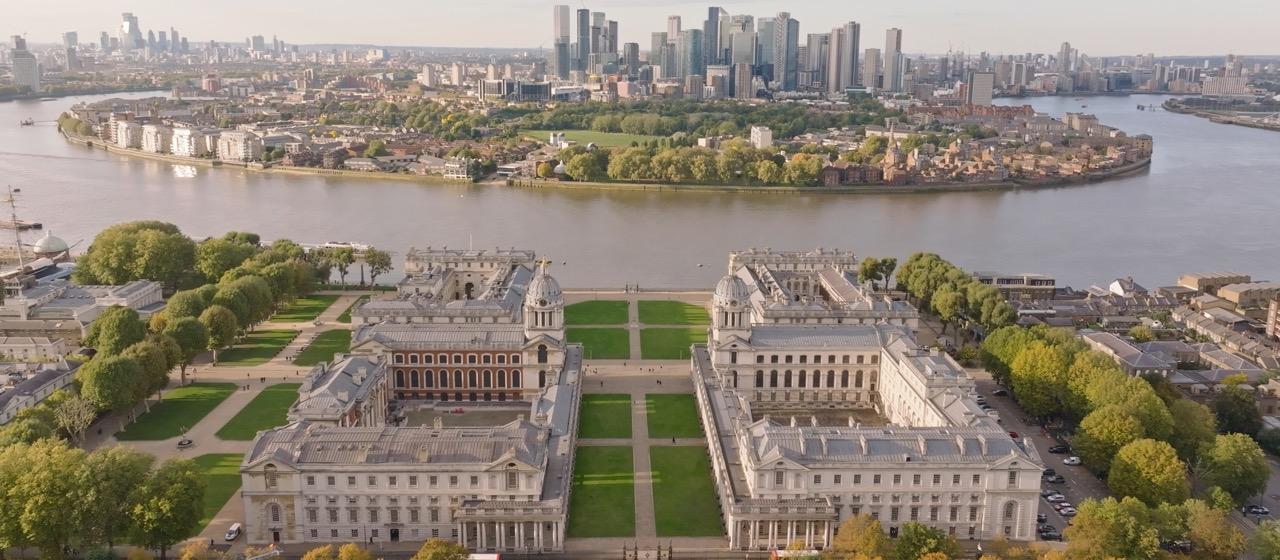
115 383 237 441
568 446 635 538
269 295 339 323
646 394 703 439
215 383 302 441
192 453 245 536
567 327 631 360
525 129 661 148
565 300 629 325
651 446 723 537
639 328 705 360
293 329 352 366
638 301 709 325
336 296 368 324
217 329 298 366
578 394 633 439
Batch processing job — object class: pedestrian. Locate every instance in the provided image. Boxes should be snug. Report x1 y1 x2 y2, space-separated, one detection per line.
672 437 676 444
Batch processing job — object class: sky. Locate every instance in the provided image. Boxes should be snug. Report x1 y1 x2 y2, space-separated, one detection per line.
12 0 1279 56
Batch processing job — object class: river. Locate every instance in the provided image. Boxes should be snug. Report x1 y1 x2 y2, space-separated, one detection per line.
0 92 1276 289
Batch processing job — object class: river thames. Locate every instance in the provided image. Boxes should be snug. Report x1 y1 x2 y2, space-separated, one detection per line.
1 92 1276 288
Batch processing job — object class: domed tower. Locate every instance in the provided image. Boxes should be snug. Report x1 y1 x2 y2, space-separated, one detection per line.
712 274 751 344
31 231 70 260
523 260 565 340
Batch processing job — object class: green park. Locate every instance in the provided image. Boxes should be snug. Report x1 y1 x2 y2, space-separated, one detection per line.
567 446 636 538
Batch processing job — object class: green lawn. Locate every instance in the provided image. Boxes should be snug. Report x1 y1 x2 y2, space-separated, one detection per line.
567 446 636 538
336 296 368 324
525 129 661 148
269 295 339 323
115 383 237 441
639 328 705 360
217 330 298 366
192 454 245 536
638 301 709 325
578 394 633 439
292 329 352 366
565 300 629 325
567 328 631 360
650 446 723 537
646 394 703 439
215 383 302 440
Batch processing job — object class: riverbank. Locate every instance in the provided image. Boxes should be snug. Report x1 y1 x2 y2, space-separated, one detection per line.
1 86 168 103
1163 99 1280 133
61 128 1151 196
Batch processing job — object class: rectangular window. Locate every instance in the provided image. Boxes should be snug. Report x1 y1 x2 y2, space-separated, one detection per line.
853 474 862 484
952 474 960 485
950 506 959 522
913 474 921 486
410 508 419 523
893 474 902 485
469 476 479 488
890 507 899 522
430 508 440 522
910 506 919 521
389 509 399 523
1008 471 1018 486
834 475 842 485
409 475 418 488
969 506 978 522
326 476 335 486
368 476 377 487
932 474 941 485
310 529 318 538
873 474 881 485
813 475 822 485
328 509 338 523
430 476 438 488
307 509 317 523
368 509 379 523
389 476 398 488
449 476 458 487
306 476 315 486
347 476 356 486
774 471 784 486
972 475 981 486
348 508 358 523
331 529 338 538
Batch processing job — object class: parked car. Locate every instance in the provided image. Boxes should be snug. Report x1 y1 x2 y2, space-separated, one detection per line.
1054 502 1073 511
1063 456 1082 466
1040 530 1063 541
1037 513 1048 523
1042 468 1057 477
1244 505 1272 516
1041 490 1057 497
1060 507 1078 517
1045 474 1066 484
1037 523 1055 534
224 522 242 541
1161 539 1192 553
1047 444 1071 454
993 389 1009 396
1046 494 1066 503
1008 431 1020 439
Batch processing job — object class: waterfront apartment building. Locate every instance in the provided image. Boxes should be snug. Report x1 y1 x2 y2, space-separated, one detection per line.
115 121 142 149
141 124 172 154
1178 272 1252 296
971 272 1056 302
693 249 1041 550
1267 296 1279 340
216 130 264 162
170 127 215 157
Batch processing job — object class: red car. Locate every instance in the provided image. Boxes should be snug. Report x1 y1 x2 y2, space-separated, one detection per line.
1008 431 1020 439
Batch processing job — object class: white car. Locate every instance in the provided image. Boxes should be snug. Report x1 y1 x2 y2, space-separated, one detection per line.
1063 456 1082 466
1060 507 1078 517
224 522 242 541
1045 494 1066 503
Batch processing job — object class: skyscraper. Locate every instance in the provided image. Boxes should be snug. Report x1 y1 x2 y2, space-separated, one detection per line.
622 42 640 73
863 48 882 89
805 34 829 88
965 71 995 106
576 8 590 72
62 32 78 49
734 63 754 99
10 36 39 92
120 12 142 51
677 29 704 79
757 17 775 78
1057 42 1073 73
650 32 669 77
607 20 618 54
730 31 757 65
770 12 799 91
667 16 682 40
553 5 571 79
827 21 860 95
884 28 903 91
590 12 604 55
703 7 725 67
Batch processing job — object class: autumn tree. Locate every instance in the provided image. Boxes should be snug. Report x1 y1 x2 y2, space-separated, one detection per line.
1107 439 1189 506
829 514 890 559
1074 405 1145 471
1197 433 1270 505
410 538 471 560
1064 497 1161 560
1167 399 1217 462
1185 500 1246 560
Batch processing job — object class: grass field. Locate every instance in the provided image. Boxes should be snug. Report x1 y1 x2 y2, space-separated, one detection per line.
217 330 298 366
115 383 237 441
578 394 633 439
215 383 302 440
638 301 709 325
336 296 368 324
639 328 705 360
524 129 662 148
192 454 245 536
293 329 352 366
565 300 629 325
567 446 636 538
567 328 631 360
269 295 339 323
646 394 703 439
650 446 723 537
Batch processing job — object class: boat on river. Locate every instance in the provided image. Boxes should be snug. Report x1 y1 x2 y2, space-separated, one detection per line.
19 119 34 126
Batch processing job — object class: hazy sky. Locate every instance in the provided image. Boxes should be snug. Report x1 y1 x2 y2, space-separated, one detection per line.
13 0 1279 56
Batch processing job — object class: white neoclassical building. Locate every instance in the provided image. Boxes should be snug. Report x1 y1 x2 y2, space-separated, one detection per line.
693 249 1043 551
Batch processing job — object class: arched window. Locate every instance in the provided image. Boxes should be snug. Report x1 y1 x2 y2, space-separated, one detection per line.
538 370 547 387
812 371 820 387
798 370 806 388
439 371 449 388
395 371 405 387
466 371 476 387
841 371 849 388
264 465 278 489
784 371 793 388
482 370 492 387
537 345 548 364
755 371 764 388
424 371 434 388
1004 501 1017 520
409 370 420 388
454 370 464 388
497 370 507 388
511 371 521 387
855 370 864 388
269 503 281 523
827 370 835 387
770 370 778 387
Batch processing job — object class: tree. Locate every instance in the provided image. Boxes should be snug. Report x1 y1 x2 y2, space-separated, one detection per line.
564 152 607 182
892 523 960 560
337 543 375 560
1252 520 1280 560
54 393 99 445
829 514 890 558
932 286 964 336
1198 433 1270 505
78 355 145 423
363 139 388 157
1063 351 1125 421
79 446 154 548
195 238 256 284
536 161 554 178
129 459 205 560
1075 405 1145 471
83 306 148 357
300 545 338 560
162 317 208 386
1107 439 1189 506
1088 377 1174 442
979 326 1039 387
328 248 356 286
0 416 55 446
122 341 172 408
1213 383 1263 437
1185 499 1246 560
227 275 274 327
1009 341 1069 418
211 284 251 329
1128 324 1155 343
1167 399 1217 462
73 222 196 290
1064 497 1161 560
199 305 238 363
876 258 898 289
3 440 87 558
755 159 783 184
364 248 393 285
410 538 470 560
163 290 208 321
858 257 883 289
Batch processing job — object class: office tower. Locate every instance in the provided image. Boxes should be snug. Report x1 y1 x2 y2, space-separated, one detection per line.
730 31 757 65
965 70 994 105
1058 42 1072 73
771 12 799 91
734 62 754 99
10 36 39 92
99 31 110 51
677 29 703 79
863 48 881 88
590 12 604 54
170 28 180 53
805 34 829 88
553 5 571 79
884 28 903 91
120 12 142 51
668 16 682 39
706 64 731 97
250 35 266 51
147 30 156 50
728 15 754 35
158 31 168 51
703 7 725 67
622 42 640 73
827 21 860 94
1012 61 1028 86
62 32 78 49
576 8 590 71
650 32 668 77
607 20 618 54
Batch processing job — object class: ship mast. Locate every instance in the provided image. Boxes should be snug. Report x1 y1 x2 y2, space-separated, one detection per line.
3 186 24 271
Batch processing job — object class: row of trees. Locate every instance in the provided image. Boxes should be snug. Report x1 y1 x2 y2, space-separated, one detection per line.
0 440 205 560
550 141 832 186
895 253 1018 336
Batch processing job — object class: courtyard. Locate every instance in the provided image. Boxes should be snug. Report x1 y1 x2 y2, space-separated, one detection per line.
567 446 636 538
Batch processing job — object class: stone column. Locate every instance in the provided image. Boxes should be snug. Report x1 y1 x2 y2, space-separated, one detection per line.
787 521 795 546
750 520 758 549
769 521 777 549
480 522 487 550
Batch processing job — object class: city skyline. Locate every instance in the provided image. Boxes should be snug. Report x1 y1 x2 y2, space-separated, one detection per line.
9 0 1280 56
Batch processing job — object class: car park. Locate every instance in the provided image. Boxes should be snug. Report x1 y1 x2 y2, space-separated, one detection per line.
1063 456 1082 466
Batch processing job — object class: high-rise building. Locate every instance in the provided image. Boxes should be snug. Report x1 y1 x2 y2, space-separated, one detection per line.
170 28 181 53
965 71 995 106
622 42 640 73
1012 61 1028 87
99 32 110 51
703 7 725 67
10 36 40 92
770 12 799 91
730 31 757 65
62 32 78 50
804 34 830 89
827 21 860 95
733 63 754 99
863 48 882 89
677 29 704 79
575 8 590 72
552 5 571 79
668 16 682 40
590 12 604 54
607 20 618 54
650 32 669 77
884 28 903 91
757 17 775 78
120 12 142 51
1057 42 1073 73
